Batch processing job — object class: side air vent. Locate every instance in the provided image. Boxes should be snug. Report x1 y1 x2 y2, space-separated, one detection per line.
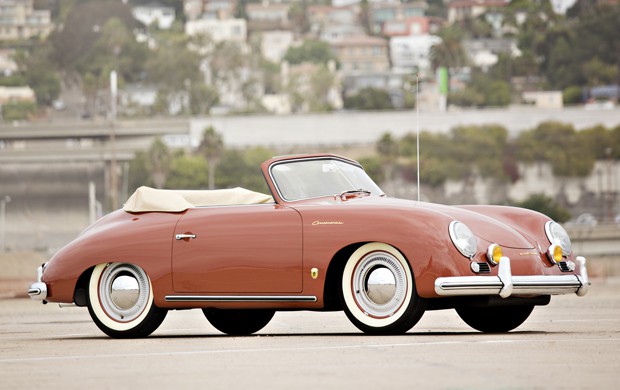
558 261 571 272
477 262 491 273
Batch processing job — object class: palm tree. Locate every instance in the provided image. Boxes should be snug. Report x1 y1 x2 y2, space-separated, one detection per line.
147 137 171 189
430 26 468 71
200 126 224 190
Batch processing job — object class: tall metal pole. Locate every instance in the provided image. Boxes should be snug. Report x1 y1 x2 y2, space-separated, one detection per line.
606 147 613 222
110 70 118 210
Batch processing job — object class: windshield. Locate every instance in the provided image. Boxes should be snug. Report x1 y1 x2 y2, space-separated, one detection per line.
270 158 384 201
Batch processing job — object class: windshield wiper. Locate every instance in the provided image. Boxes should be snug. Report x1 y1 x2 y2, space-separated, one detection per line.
339 189 371 201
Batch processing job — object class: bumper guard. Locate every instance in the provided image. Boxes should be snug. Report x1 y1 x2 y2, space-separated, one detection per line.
435 256 589 298
28 263 48 301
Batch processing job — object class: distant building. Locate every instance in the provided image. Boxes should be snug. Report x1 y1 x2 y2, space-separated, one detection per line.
185 18 247 43
550 0 578 15
369 2 427 35
0 86 36 104
306 5 363 43
390 35 441 76
246 2 290 32
447 0 509 24
331 35 390 74
522 91 563 109
342 71 410 109
0 0 52 41
131 3 176 29
0 49 18 76
183 0 237 21
260 30 294 63
462 38 518 70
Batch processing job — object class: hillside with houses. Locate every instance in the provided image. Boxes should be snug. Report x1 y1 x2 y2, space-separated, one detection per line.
0 0 618 120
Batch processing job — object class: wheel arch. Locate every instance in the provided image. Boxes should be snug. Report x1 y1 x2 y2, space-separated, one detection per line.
323 243 363 311
73 266 95 307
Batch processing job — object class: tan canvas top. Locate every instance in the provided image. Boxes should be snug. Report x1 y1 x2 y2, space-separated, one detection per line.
123 186 274 213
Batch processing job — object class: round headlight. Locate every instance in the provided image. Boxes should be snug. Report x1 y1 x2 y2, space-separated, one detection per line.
449 221 477 258
544 221 571 256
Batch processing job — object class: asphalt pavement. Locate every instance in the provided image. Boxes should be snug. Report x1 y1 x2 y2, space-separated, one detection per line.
1 278 619 389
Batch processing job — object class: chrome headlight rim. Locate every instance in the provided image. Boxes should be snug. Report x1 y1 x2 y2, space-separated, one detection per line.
544 221 572 256
449 221 478 259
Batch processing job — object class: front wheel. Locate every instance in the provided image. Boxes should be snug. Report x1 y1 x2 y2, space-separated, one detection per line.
87 263 167 338
203 309 275 336
341 242 426 335
456 305 534 333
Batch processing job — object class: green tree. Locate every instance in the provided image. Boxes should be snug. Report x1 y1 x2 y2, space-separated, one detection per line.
49 1 138 76
190 84 219 115
146 137 172 188
1 101 37 121
165 154 209 189
514 194 571 223
308 67 336 111
344 87 394 110
146 37 202 99
516 121 595 177
128 151 152 192
430 26 468 70
376 132 399 188
13 45 61 106
284 39 338 65
217 147 273 192
450 71 511 107
200 126 224 190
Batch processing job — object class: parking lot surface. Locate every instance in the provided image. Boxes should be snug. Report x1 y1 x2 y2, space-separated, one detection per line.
1 278 619 389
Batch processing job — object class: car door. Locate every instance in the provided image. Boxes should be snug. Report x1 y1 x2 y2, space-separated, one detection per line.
172 204 303 293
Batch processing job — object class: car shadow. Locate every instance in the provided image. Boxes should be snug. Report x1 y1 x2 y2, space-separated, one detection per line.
56 329 552 340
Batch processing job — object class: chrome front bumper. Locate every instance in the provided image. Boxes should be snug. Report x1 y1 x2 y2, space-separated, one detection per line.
435 256 589 298
28 263 48 301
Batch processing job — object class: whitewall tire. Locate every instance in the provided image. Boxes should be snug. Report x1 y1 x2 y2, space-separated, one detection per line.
341 243 426 334
87 263 167 338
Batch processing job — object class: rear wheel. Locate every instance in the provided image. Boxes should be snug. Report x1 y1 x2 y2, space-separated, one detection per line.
456 305 534 333
341 242 426 335
203 308 275 336
87 263 167 338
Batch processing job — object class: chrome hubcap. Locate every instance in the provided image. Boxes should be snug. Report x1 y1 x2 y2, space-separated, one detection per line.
99 264 149 322
352 252 407 318
365 267 396 305
110 275 140 310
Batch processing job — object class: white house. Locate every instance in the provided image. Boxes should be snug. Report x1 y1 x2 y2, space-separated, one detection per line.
522 91 563 109
0 0 52 41
0 86 36 104
389 35 441 76
185 18 247 43
132 3 176 29
261 30 294 63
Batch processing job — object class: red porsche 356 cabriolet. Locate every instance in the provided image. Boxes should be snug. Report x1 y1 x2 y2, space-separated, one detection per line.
29 154 589 338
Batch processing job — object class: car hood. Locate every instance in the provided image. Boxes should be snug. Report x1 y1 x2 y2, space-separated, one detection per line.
419 202 535 249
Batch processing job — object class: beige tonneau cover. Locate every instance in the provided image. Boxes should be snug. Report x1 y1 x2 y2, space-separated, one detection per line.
123 186 274 213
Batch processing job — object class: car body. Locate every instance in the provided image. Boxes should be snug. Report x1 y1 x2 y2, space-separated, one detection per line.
29 154 589 338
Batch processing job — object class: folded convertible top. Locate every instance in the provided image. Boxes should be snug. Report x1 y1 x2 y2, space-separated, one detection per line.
123 186 274 213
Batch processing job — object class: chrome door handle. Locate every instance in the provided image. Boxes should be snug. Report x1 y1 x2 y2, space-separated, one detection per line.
175 234 196 240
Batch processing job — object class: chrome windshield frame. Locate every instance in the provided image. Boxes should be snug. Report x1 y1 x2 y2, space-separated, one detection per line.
268 156 383 202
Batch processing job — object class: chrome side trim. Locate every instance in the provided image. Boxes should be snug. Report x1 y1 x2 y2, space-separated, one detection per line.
435 256 590 298
28 263 48 301
165 295 317 303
